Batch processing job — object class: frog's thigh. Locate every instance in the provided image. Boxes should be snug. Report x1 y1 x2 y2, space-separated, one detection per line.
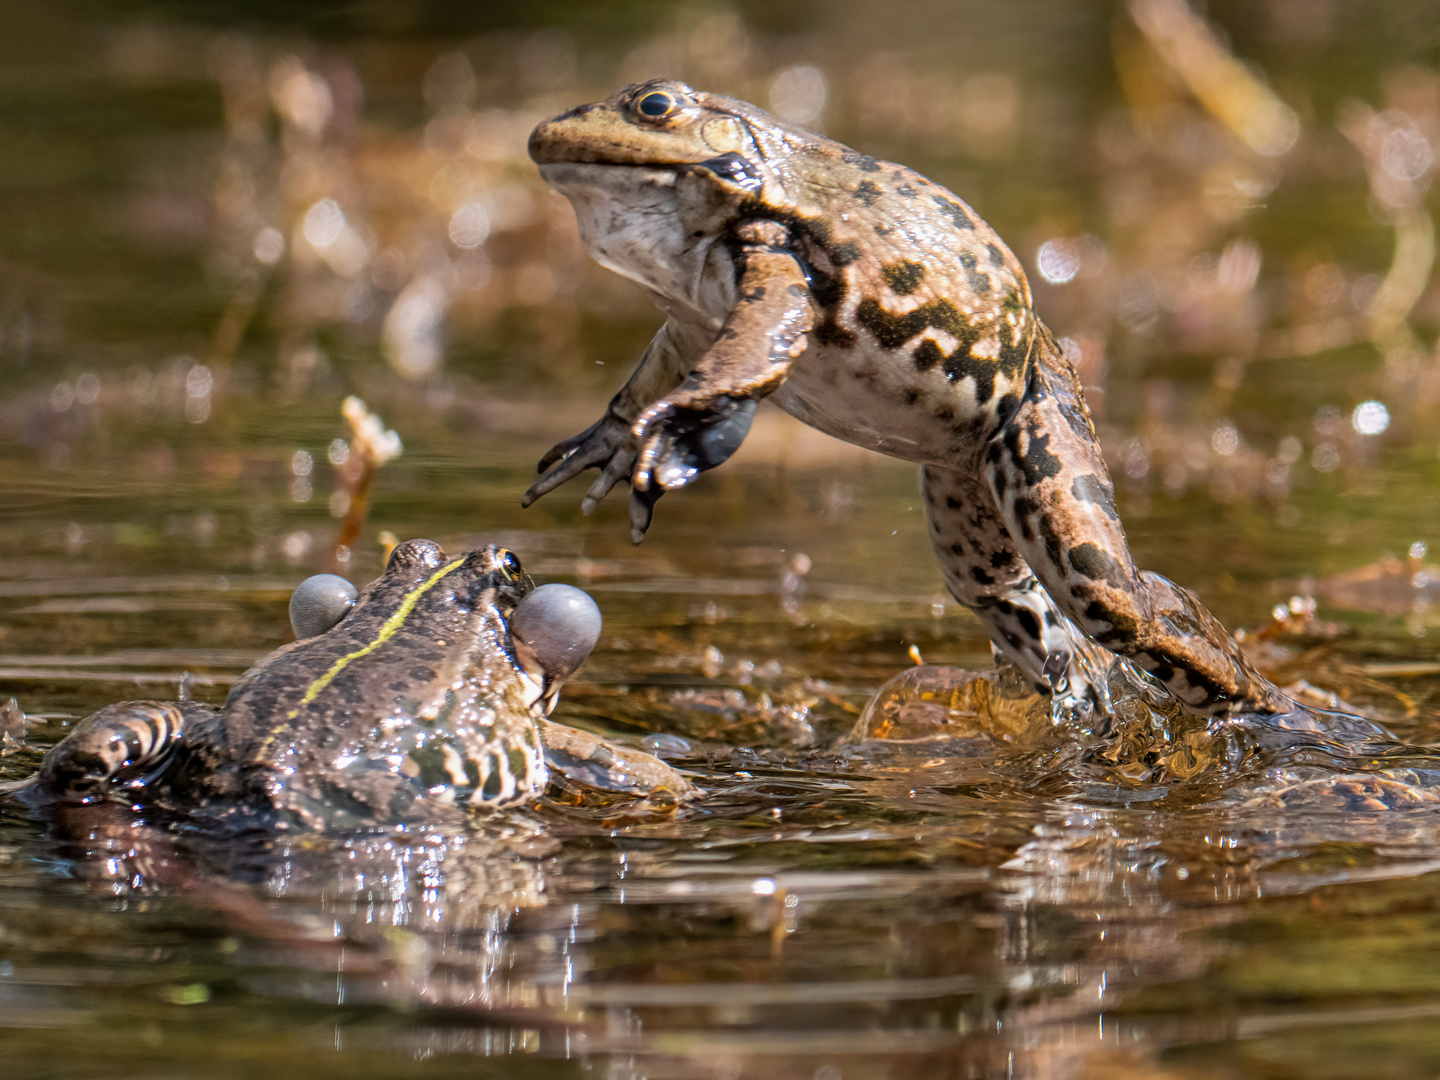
921 465 1090 696
987 391 1281 714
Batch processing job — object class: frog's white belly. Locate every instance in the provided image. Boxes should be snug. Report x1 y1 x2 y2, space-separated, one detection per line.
771 345 982 466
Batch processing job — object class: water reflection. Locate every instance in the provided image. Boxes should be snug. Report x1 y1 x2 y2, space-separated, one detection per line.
14 751 1440 1077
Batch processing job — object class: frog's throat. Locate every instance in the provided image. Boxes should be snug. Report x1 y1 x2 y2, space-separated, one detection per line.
283 557 468 721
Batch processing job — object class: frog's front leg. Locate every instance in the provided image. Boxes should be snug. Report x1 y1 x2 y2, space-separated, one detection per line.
523 321 695 538
989 348 1288 716
629 226 813 533
37 701 189 801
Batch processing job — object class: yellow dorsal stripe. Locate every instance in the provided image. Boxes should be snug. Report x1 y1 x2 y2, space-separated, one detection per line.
284 557 466 720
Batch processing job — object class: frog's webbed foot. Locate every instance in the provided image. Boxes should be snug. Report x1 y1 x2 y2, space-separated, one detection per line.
633 395 757 491
523 409 661 539
524 409 633 511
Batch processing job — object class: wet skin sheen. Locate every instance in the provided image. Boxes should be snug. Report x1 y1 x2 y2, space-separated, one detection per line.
29 540 689 830
524 79 1288 719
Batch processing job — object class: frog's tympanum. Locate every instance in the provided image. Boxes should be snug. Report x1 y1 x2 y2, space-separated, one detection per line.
23 540 690 829
525 80 1289 719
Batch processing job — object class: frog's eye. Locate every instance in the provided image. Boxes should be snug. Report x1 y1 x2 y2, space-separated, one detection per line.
498 549 523 580
289 574 357 640
637 90 679 119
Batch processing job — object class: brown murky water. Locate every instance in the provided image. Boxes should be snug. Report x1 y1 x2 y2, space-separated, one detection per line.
5 1 1440 1076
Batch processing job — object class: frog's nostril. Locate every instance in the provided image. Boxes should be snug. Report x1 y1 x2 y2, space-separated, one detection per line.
510 583 602 683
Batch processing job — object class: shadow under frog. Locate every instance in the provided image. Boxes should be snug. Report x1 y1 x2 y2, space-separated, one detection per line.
522 79 1290 723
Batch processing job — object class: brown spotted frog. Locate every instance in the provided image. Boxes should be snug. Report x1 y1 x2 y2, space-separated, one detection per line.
524 79 1288 720
15 540 691 831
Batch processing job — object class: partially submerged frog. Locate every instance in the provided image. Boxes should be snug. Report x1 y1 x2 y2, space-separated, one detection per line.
17 539 690 830
525 80 1288 720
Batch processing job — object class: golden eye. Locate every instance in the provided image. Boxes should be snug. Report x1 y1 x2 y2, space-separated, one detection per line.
498 549 523 580
637 90 678 119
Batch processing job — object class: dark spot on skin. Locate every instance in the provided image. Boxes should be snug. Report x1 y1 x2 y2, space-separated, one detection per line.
1153 663 1175 684
933 196 975 230
897 184 917 198
806 263 843 309
831 241 861 267
970 566 994 585
985 442 1004 465
956 251 991 295
1068 542 1128 588
1004 425 1062 486
943 352 999 404
742 285 767 301
950 542 965 556
856 296 973 350
1037 517 1066 582
912 338 942 372
945 496 962 509
990 550 1015 569
1014 509 1035 543
874 223 893 237
843 150 882 172
903 388 918 405
881 260 926 295
993 393 1022 430
986 242 1006 268
853 181 882 207
1014 608 1041 640
814 319 857 348
1043 610 1061 626
694 230 704 238
1071 474 1119 521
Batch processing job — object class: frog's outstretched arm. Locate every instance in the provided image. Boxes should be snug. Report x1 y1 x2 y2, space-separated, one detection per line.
525 226 812 542
985 342 1288 716
629 230 812 511
523 321 692 538
37 701 188 801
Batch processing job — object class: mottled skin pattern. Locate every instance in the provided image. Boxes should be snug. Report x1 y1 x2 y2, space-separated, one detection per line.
29 540 690 831
525 79 1288 718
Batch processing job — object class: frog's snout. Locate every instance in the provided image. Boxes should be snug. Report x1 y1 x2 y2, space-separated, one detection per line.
511 583 602 685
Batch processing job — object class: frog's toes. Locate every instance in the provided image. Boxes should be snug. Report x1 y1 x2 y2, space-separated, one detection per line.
628 484 663 544
632 397 757 494
523 412 635 508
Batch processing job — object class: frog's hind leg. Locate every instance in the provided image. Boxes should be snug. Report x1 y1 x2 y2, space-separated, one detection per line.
986 349 1287 716
921 465 1109 708
38 701 187 801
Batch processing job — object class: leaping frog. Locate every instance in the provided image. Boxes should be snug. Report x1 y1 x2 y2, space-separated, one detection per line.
523 79 1288 719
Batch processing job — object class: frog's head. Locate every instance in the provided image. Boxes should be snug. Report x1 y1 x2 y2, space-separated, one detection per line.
531 80 807 309
284 539 602 718
529 79 796 207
